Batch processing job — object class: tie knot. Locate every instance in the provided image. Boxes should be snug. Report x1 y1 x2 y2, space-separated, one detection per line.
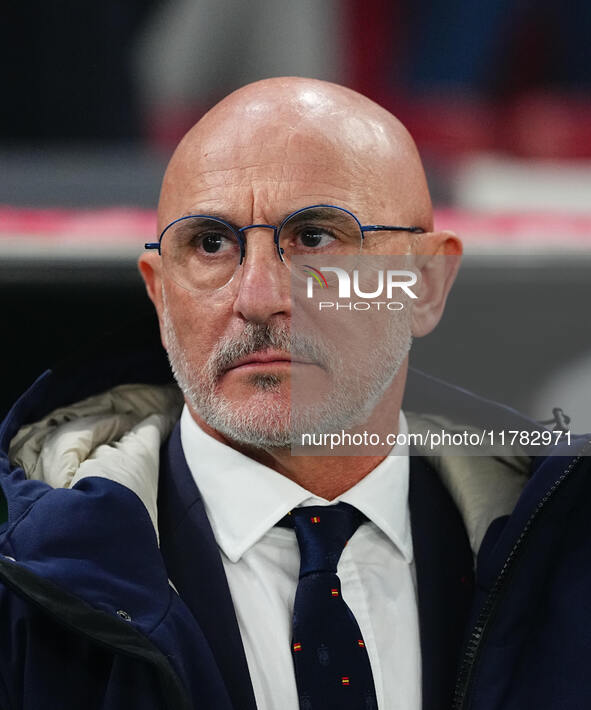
284 503 365 577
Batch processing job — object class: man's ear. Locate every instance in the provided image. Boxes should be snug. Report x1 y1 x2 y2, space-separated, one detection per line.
411 231 462 338
138 252 167 348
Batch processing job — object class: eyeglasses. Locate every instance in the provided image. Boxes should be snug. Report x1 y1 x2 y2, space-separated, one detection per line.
145 204 424 292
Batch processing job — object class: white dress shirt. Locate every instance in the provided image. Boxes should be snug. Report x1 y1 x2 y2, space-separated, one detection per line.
180 406 421 710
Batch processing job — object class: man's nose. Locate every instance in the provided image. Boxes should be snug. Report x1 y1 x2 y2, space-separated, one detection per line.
232 228 291 323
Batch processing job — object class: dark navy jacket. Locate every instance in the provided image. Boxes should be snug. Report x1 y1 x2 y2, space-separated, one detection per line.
1 335 590 710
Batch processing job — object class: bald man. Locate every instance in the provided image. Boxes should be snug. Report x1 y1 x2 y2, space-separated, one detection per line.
1 78 590 710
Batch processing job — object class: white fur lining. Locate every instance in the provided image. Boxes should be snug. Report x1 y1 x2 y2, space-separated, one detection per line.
407 412 530 554
9 384 183 543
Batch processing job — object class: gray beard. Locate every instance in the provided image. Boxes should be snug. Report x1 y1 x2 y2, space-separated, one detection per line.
162 292 411 449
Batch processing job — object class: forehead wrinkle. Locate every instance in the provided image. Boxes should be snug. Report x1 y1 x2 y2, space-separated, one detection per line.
167 175 382 228
162 153 401 230
173 152 363 205
169 205 351 231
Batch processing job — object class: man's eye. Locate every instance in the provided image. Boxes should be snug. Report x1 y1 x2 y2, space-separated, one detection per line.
201 233 223 253
297 228 336 249
192 231 235 254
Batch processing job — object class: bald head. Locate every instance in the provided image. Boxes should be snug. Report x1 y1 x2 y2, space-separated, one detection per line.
158 77 433 233
140 77 461 462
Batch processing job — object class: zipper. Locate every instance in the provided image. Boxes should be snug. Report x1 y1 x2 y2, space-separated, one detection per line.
452 441 591 710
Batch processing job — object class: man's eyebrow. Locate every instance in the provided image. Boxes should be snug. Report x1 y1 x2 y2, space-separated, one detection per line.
174 206 354 228
178 209 233 222
169 209 242 232
280 206 355 226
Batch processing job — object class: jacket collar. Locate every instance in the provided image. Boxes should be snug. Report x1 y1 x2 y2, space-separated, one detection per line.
409 454 475 710
158 422 258 710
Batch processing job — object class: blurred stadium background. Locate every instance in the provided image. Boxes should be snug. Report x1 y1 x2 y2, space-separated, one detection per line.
2 0 590 430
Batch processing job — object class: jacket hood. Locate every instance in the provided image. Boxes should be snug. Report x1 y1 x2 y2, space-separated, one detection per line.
8 383 182 542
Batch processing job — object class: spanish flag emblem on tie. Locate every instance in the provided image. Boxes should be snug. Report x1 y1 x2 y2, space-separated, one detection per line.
341 677 350 686
293 642 302 652
310 515 321 524
331 588 339 597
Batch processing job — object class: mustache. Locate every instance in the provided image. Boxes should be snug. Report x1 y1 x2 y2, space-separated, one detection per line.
210 323 333 375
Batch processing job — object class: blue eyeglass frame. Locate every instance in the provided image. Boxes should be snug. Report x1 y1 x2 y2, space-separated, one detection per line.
144 203 425 265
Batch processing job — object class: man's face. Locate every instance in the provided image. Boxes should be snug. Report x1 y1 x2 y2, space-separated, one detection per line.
142 84 433 448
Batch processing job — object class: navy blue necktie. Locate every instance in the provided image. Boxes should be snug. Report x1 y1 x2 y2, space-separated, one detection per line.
280 503 378 710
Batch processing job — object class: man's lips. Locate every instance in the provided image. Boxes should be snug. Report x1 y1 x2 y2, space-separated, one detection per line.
224 350 315 373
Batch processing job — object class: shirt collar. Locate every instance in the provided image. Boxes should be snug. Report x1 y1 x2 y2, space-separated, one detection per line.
180 407 412 563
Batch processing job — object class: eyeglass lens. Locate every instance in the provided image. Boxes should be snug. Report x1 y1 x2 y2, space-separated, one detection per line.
160 206 362 292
